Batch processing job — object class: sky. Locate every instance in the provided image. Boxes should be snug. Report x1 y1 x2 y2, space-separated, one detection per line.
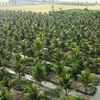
0 0 6 1
60 0 100 3
0 0 100 3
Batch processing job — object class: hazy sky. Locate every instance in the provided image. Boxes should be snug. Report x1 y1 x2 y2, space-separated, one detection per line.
0 0 8 2
61 0 100 3
0 0 100 3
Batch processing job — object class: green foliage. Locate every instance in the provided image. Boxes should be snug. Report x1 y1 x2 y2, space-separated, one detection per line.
69 66 80 80
0 89 12 100
32 61 47 84
78 69 95 91
62 96 75 100
0 47 8 67
22 85 43 100
0 10 100 73
55 61 65 77
59 71 73 95
0 68 12 81
19 39 28 57
11 79 31 91
0 76 12 90
0 9 100 99
13 53 26 79
44 89 60 98
63 96 84 100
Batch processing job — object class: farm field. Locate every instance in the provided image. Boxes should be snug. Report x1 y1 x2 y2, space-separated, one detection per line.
0 7 100 100
0 4 100 12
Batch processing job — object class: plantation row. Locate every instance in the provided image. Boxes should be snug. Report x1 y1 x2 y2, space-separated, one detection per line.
0 9 100 100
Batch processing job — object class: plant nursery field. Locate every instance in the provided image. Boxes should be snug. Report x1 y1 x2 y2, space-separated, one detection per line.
0 8 100 100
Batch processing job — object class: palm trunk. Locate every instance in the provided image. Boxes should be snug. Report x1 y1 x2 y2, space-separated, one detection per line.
65 89 68 96
85 87 88 92
18 72 21 79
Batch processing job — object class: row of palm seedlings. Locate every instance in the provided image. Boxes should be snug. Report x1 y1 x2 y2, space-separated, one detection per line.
0 9 100 99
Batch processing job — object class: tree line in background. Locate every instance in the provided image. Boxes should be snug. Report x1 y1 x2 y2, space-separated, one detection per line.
0 0 99 6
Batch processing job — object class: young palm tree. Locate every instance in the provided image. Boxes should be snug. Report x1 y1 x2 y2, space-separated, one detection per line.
52 48 64 62
13 53 26 79
33 33 45 59
5 37 15 55
0 89 12 100
0 76 12 90
77 69 95 91
55 61 66 77
0 46 8 67
0 67 12 81
32 62 47 84
59 70 73 96
19 39 28 58
22 85 44 100
69 66 80 80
